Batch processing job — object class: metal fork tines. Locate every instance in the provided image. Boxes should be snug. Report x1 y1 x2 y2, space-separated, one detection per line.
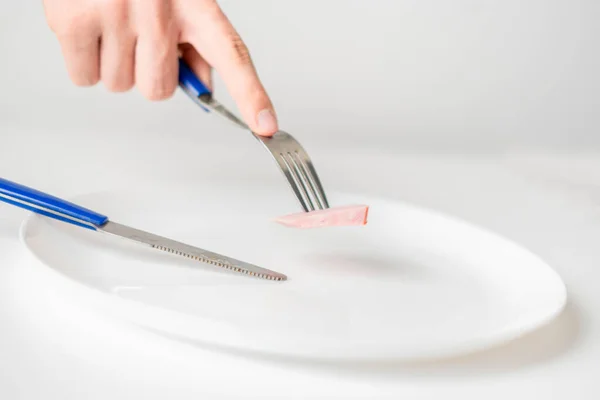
197 94 330 212
259 132 329 212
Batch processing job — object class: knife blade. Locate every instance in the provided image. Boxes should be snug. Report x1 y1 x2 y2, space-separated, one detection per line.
99 221 286 280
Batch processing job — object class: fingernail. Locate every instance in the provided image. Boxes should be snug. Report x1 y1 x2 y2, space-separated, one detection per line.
256 109 278 134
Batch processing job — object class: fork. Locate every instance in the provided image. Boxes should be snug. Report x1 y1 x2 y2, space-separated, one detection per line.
178 59 330 212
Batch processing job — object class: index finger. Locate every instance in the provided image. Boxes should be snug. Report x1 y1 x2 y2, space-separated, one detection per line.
179 1 278 136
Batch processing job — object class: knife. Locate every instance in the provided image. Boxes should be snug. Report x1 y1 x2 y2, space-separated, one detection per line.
0 177 286 281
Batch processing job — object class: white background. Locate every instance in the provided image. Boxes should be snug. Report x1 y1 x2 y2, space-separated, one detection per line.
2 0 599 152
1 1 599 398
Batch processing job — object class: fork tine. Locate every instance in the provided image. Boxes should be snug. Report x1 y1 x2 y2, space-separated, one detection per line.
282 153 316 211
295 151 330 209
290 151 327 210
275 154 310 212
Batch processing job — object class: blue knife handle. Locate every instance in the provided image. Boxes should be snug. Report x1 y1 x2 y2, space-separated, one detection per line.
178 58 212 98
0 177 108 230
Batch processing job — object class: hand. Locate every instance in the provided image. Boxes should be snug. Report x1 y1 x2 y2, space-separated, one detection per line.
42 0 278 136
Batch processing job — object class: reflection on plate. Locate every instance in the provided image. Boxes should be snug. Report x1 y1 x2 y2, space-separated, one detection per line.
20 183 567 361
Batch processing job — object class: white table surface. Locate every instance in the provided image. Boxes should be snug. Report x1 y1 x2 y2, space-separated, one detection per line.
2 1 599 398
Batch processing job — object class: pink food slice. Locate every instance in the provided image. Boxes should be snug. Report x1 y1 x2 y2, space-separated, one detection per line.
275 205 369 229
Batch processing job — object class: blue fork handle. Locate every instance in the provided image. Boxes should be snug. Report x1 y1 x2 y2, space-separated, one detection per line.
0 178 108 230
178 58 212 112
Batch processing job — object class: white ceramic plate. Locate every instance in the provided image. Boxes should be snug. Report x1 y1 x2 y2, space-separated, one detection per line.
20 183 567 361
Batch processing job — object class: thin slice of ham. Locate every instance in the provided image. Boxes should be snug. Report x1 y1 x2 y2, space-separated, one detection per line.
275 205 369 229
